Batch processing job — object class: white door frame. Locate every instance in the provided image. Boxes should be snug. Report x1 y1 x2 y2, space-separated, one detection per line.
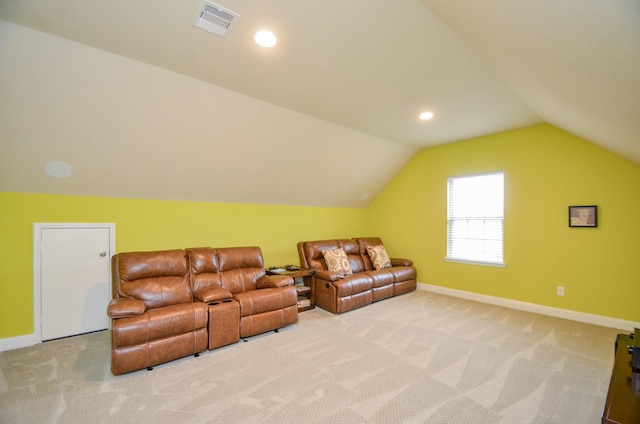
33 223 115 343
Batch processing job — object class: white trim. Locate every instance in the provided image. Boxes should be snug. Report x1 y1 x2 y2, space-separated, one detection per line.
417 283 638 331
31 223 115 348
0 333 39 352
444 257 506 268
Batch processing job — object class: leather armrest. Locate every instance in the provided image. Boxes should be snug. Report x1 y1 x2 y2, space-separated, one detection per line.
194 287 233 303
391 258 413 267
257 275 294 289
314 270 345 282
107 298 146 319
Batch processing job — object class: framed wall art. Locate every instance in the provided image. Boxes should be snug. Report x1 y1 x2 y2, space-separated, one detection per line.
568 205 597 227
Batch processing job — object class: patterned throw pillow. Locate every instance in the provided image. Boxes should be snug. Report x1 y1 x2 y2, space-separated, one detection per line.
366 245 391 270
322 248 353 276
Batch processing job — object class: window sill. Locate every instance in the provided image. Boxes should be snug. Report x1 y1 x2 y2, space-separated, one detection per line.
444 257 506 268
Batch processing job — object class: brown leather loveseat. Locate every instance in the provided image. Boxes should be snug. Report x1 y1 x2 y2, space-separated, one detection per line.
108 246 298 375
297 237 417 314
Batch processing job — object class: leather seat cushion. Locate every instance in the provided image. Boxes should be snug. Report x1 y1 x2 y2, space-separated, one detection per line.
365 269 395 288
333 274 373 297
234 287 297 317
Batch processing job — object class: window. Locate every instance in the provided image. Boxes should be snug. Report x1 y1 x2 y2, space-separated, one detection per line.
446 171 504 266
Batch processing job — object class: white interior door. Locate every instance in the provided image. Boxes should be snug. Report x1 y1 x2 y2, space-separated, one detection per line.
39 225 113 341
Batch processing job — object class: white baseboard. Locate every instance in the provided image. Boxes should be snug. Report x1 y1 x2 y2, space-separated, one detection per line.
1 285 635 351
0 333 39 352
417 283 639 332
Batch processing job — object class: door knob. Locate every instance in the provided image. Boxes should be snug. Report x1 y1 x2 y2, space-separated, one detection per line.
99 252 107 257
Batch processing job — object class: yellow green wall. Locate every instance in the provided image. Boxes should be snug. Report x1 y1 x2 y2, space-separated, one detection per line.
0 193 366 338
2 124 639 340
367 124 640 322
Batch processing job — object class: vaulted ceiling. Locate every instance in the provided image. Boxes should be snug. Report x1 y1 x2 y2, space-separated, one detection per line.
1 1 638 207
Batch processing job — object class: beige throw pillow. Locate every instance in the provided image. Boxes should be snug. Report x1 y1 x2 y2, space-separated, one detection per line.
322 248 353 276
366 244 391 270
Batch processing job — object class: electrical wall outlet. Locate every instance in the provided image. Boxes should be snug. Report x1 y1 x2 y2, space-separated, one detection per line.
557 286 565 296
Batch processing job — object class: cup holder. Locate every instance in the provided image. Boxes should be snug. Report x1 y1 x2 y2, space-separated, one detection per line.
209 299 233 306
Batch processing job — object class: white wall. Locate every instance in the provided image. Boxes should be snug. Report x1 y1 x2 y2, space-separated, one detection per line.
0 20 416 207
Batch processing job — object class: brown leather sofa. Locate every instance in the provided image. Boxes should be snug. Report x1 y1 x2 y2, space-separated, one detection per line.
188 247 298 340
108 246 297 375
297 237 417 314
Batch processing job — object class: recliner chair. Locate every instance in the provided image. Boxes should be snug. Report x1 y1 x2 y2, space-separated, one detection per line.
108 249 208 375
189 246 298 340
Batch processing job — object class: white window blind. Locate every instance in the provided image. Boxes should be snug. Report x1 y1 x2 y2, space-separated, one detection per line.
447 172 504 265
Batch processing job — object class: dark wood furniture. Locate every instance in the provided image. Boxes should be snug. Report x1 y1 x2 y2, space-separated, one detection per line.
266 268 315 312
602 333 640 424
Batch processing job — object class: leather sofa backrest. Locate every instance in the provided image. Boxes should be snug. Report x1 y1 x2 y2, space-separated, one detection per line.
300 239 339 271
299 239 365 273
354 237 384 271
188 248 222 294
112 249 192 309
217 246 265 294
342 239 365 273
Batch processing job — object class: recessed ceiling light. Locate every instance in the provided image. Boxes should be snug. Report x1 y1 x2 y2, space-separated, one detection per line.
419 111 434 120
44 161 73 179
359 192 370 201
254 30 277 47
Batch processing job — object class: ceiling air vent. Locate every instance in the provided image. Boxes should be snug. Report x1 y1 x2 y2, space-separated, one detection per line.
193 1 239 37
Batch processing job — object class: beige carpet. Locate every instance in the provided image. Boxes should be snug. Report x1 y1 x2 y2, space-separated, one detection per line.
0 290 621 423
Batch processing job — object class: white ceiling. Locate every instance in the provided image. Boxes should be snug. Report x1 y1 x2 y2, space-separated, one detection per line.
0 0 638 207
